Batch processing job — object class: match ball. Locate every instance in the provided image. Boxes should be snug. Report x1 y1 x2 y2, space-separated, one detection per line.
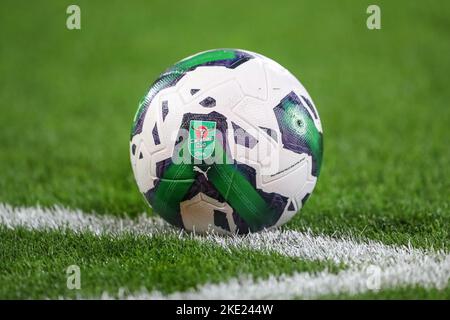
130 49 323 234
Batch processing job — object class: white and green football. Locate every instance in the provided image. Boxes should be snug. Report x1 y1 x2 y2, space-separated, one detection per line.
130 49 323 234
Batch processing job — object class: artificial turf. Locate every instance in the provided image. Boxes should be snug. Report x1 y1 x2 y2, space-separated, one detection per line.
0 0 449 298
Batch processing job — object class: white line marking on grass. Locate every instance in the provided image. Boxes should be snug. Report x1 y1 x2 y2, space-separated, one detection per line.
1 204 449 299
0 203 172 236
100 256 450 299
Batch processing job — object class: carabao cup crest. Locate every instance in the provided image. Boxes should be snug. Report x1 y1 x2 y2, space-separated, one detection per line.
189 120 216 161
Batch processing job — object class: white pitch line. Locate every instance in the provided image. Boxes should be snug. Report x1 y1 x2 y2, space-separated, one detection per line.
1 203 449 299
99 256 450 300
1 204 446 268
0 203 173 237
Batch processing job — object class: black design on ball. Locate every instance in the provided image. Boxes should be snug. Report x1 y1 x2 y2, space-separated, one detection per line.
259 126 278 142
152 123 161 145
232 122 258 149
199 97 216 108
213 210 230 231
162 100 169 122
301 193 311 206
288 201 295 211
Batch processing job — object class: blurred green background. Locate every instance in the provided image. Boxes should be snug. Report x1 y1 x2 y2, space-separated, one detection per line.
0 0 449 248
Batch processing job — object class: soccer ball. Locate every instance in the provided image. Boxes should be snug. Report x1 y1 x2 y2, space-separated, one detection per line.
130 49 323 234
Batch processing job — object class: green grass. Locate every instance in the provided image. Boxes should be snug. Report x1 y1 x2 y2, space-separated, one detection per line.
0 227 339 299
0 0 449 298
